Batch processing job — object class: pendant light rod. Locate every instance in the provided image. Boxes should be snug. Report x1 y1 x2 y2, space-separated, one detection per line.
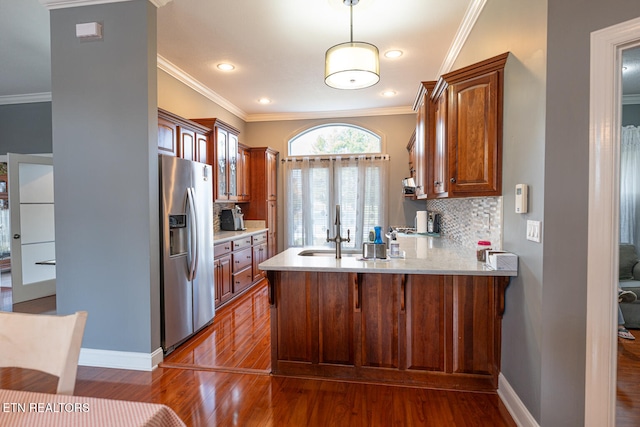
349 1 353 42
345 0 358 42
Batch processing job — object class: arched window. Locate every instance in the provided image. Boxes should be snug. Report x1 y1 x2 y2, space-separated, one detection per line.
288 124 382 156
283 124 388 249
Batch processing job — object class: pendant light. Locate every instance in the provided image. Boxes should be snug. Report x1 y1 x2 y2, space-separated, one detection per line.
324 0 380 90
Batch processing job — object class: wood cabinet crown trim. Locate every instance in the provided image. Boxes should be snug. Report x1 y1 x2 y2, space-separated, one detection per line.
189 117 240 136
412 81 437 111
440 52 509 85
158 108 211 135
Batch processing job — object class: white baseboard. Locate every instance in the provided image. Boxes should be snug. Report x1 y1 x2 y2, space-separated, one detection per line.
498 373 540 427
78 347 164 371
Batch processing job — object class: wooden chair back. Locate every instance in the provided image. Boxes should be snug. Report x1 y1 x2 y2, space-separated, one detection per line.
0 311 87 395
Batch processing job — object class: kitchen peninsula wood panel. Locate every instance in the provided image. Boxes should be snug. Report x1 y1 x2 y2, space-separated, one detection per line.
269 270 509 391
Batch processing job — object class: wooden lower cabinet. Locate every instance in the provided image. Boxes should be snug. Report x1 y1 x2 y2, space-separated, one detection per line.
214 232 269 309
269 271 509 391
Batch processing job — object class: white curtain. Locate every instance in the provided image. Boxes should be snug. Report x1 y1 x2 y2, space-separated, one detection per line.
620 125 640 249
283 155 389 249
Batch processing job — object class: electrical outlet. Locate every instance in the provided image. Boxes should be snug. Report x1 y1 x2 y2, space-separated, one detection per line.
526 220 541 243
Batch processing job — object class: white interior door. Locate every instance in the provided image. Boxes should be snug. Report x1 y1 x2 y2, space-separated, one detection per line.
8 153 55 304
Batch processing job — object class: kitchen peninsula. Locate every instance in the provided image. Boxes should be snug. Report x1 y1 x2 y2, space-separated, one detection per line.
259 236 517 391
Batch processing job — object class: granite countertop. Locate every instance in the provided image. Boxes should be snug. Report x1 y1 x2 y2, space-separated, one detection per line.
214 227 268 244
259 235 517 277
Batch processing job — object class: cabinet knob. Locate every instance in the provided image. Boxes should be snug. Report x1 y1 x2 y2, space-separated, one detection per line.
450 177 456 183
434 181 442 186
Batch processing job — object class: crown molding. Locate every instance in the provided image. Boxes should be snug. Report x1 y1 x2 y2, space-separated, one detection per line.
157 55 248 121
437 0 487 76
623 94 640 105
245 106 414 123
0 93 52 105
39 0 171 10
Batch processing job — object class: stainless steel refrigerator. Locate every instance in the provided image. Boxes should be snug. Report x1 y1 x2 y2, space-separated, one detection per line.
159 155 214 353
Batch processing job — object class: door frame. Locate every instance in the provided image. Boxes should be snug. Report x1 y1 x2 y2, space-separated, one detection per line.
586 16 640 426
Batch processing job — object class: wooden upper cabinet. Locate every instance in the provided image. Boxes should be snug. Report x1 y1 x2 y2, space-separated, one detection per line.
178 127 196 161
245 147 279 257
191 118 242 202
432 81 448 197
412 82 436 199
158 108 211 164
237 145 251 202
443 53 508 197
158 114 178 157
266 149 277 201
409 52 508 200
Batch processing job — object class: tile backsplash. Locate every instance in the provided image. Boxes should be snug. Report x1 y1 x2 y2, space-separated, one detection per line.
426 197 502 250
213 203 235 232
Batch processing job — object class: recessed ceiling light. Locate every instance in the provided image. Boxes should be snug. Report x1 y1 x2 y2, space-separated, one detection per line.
217 63 235 71
258 98 272 104
384 50 403 59
382 90 397 97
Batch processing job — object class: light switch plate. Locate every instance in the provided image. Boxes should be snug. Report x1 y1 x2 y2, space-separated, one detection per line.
526 220 541 243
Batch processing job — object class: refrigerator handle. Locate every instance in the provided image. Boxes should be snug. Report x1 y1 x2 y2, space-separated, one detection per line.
186 187 198 280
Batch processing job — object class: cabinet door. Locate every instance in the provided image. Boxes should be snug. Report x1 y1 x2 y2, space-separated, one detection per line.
237 147 250 202
433 92 448 196
359 274 400 369
158 117 178 156
266 150 278 200
215 254 233 306
414 94 427 198
213 258 221 307
216 128 228 201
267 200 277 257
252 243 267 282
179 127 196 161
448 72 501 196
195 131 208 164
228 133 238 200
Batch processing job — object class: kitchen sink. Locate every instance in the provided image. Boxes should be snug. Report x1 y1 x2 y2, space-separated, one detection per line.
297 249 360 257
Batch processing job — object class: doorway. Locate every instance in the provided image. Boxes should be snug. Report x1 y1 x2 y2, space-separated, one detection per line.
0 154 56 314
586 15 640 427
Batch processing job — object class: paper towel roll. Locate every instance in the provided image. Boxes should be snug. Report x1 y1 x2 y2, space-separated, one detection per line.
416 211 428 234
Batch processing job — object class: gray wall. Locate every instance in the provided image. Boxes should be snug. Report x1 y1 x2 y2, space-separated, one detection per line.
51 0 160 353
623 104 640 126
544 1 640 426
452 0 547 421
0 102 52 154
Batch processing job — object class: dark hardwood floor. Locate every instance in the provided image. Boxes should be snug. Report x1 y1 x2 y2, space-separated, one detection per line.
617 330 640 426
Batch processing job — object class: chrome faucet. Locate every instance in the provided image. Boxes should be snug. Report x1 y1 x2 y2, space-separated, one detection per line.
326 205 350 259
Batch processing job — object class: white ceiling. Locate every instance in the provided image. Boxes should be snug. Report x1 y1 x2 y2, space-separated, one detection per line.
1 0 480 121
4 0 639 121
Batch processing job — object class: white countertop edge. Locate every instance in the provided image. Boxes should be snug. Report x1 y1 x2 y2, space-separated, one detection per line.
259 244 518 277
258 264 516 277
214 227 269 244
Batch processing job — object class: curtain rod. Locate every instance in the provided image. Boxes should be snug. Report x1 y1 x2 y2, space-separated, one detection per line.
282 155 390 163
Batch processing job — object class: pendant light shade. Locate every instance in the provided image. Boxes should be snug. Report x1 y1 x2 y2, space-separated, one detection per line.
324 0 380 90
325 42 380 89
